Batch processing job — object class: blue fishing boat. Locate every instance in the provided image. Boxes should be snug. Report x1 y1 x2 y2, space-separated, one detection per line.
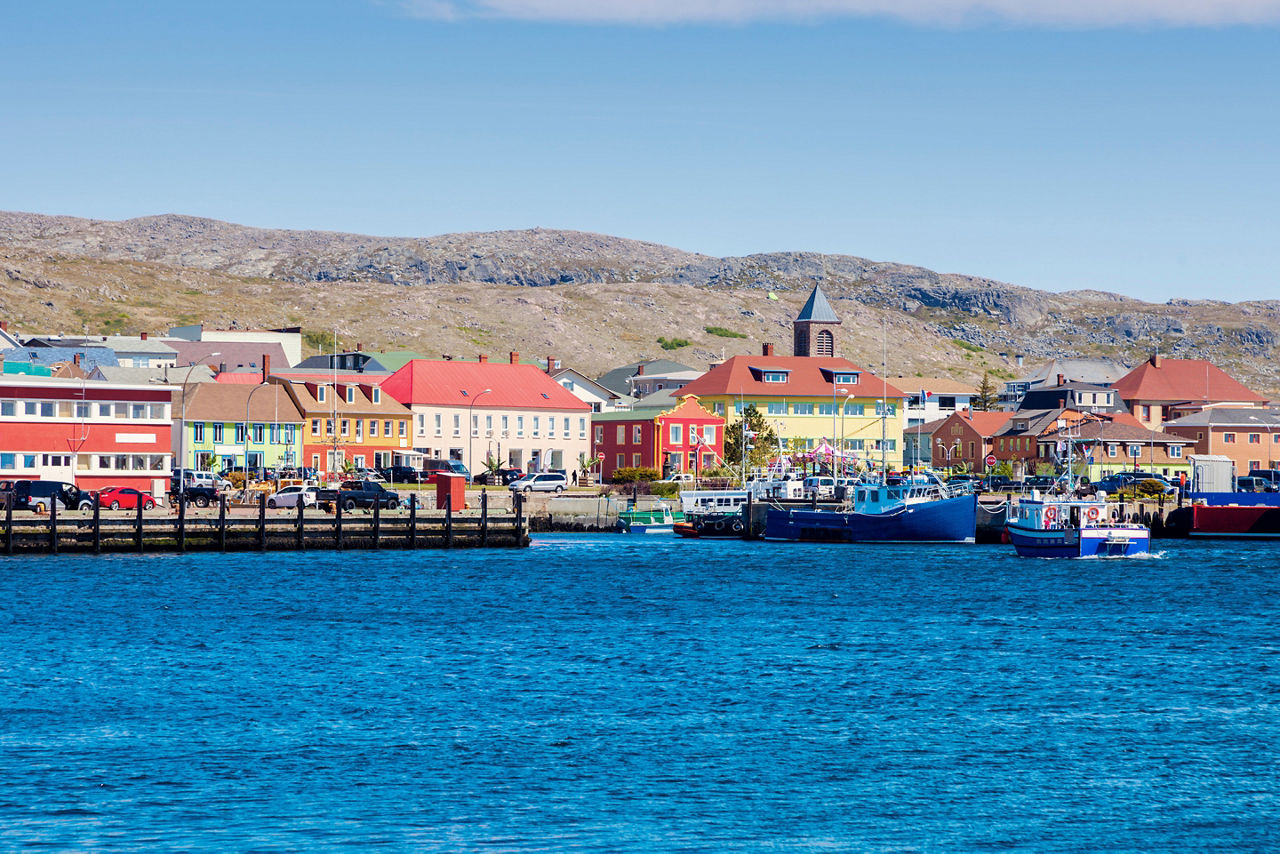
1006 496 1150 558
764 478 977 543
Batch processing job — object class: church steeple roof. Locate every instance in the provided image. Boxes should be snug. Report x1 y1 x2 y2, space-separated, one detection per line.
795 284 841 324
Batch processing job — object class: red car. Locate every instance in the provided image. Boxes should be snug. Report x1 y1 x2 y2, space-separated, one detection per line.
97 486 157 511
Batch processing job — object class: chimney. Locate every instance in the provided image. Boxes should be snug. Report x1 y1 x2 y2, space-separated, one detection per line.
545 355 557 374
262 353 271 383
478 354 489 363
763 343 775 356
1057 373 1065 386
1151 354 1162 368
218 362 226 374
140 331 148 341
509 351 520 365
636 364 645 376
0 321 7 333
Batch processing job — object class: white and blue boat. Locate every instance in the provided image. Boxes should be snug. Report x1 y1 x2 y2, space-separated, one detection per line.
764 477 977 543
1006 496 1150 558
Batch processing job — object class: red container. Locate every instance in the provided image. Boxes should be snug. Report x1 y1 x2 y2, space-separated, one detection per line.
435 472 466 510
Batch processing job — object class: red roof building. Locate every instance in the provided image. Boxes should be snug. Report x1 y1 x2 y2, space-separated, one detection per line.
590 394 726 480
931 409 1015 474
1111 355 1266 429
381 353 591 476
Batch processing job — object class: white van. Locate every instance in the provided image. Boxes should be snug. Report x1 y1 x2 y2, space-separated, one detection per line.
803 476 836 499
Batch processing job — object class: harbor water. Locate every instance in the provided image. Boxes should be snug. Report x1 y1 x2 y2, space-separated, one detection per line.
1 535 1277 850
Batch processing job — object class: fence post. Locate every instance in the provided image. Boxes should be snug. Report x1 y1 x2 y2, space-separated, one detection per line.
296 497 305 551
49 499 58 555
92 497 101 555
135 497 144 554
514 491 523 542
336 500 344 550
3 498 10 556
219 495 227 552
373 498 381 550
480 489 488 547
177 493 187 554
444 492 453 548
408 493 417 549
258 492 267 552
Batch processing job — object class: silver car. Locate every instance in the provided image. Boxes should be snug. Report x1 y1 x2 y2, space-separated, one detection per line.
508 473 567 493
267 484 318 509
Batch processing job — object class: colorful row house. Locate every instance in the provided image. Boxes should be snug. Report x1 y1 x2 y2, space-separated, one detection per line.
380 354 591 477
678 345 907 471
178 382 304 472
591 394 725 480
272 375 415 476
0 374 173 496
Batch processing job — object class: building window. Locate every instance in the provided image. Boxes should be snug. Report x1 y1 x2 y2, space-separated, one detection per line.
193 423 204 442
285 425 295 443
317 386 326 403
355 420 363 440
616 425 625 444
213 424 224 443
616 454 625 469
1128 444 1142 457
370 420 379 438
234 424 246 443
670 424 682 444
452 414 461 436
325 419 334 436
794 403 814 415
818 403 835 416
702 425 716 445
346 387 355 404
767 402 787 415
252 424 264 443
579 417 586 438
1224 433 1236 444
1170 445 1183 458
435 413 442 435
516 416 524 437
844 403 864 416
595 425 604 443
372 388 381 404
875 402 897 417
633 453 642 467
533 416 540 436
417 413 425 436
968 442 975 457
633 425 643 444
834 373 858 385
1107 443 1117 457
311 419 320 436
341 419 350 437
1250 433 1261 444
763 371 788 383
399 421 406 438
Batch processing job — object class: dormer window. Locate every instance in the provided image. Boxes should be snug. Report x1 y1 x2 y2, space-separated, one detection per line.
345 387 355 404
834 373 858 385
763 371 789 384
317 385 327 403
372 388 381 404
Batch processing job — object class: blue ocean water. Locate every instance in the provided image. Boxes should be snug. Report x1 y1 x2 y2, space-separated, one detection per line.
0 535 1277 851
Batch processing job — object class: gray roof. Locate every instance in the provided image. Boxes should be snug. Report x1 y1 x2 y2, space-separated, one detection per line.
1 346 118 370
795 284 841 324
166 340 291 371
596 358 698 396
1163 408 1280 428
1017 358 1127 387
91 365 215 385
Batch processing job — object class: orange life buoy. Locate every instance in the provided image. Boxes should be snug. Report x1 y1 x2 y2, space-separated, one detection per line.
1043 506 1057 521
1086 507 1101 521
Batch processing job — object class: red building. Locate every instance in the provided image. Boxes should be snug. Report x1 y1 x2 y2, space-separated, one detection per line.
591 394 725 480
0 375 174 496
931 409 1015 473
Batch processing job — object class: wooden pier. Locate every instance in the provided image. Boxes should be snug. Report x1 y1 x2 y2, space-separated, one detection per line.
0 492 529 555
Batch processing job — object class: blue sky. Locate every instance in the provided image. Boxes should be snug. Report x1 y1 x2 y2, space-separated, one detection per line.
3 1 1278 302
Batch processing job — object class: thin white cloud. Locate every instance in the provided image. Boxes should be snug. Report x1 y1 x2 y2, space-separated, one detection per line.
401 0 1280 26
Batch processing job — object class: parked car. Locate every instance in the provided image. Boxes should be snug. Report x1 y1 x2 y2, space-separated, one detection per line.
981 475 1014 492
1020 475 1058 491
1235 476 1277 493
508 473 567 494
8 480 94 512
421 459 457 484
447 460 472 482
172 468 230 492
802 475 836 498
267 484 319 509
97 486 157 511
1094 472 1179 496
474 468 524 486
351 467 386 482
380 465 425 484
315 480 401 512
1246 469 1280 487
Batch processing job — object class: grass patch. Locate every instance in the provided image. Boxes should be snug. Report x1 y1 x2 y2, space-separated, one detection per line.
705 326 747 339
952 339 984 353
658 336 691 350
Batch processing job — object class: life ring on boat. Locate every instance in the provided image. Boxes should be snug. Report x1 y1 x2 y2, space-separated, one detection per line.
1043 506 1058 522
712 519 726 532
731 519 744 534
1085 507 1101 521
693 518 705 533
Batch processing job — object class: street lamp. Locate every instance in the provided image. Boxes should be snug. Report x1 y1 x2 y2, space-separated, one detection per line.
467 388 491 484
244 382 272 488
178 352 220 502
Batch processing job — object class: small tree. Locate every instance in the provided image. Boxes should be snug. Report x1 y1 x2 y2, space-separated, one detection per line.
723 405 779 473
974 371 1000 411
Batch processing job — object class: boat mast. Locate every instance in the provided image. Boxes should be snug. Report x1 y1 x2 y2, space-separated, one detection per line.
880 316 887 481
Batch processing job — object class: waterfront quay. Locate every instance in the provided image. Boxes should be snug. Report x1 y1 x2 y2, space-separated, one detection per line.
0 491 528 555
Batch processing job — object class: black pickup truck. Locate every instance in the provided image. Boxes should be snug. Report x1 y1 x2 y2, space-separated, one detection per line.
316 480 401 512
168 476 221 508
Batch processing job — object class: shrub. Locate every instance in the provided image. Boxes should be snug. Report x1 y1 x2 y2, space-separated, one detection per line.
611 466 661 484
650 482 680 498
705 326 746 339
658 336 690 350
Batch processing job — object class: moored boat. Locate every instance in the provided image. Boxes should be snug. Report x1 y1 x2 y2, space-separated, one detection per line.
1006 496 1150 557
764 477 977 543
617 503 679 535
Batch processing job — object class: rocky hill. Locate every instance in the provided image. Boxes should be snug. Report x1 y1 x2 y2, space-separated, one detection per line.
1 211 1278 395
